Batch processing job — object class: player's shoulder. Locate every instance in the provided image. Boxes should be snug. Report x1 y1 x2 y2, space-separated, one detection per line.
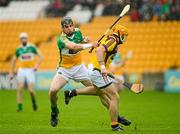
109 34 120 44
74 28 80 32
74 28 82 34
74 28 83 39
107 34 117 41
16 45 23 51
27 43 37 49
58 33 66 42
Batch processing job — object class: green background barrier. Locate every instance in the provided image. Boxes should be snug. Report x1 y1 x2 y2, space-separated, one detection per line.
35 71 84 90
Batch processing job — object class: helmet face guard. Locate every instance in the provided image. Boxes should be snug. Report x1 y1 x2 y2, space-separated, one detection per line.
113 25 128 44
61 16 74 28
118 30 128 43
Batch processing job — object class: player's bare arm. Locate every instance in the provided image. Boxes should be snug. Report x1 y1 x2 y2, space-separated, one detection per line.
9 56 17 79
96 39 115 75
65 40 98 51
34 49 43 71
82 36 90 43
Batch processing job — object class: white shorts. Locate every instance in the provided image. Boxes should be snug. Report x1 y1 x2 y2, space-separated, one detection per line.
17 68 35 84
89 69 113 89
57 63 90 82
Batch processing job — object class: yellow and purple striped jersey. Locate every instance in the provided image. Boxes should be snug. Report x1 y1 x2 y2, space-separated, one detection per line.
15 44 38 68
91 34 121 70
57 28 84 68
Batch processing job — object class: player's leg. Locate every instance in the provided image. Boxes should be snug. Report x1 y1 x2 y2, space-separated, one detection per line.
49 73 68 127
26 69 37 111
71 64 100 96
16 69 25 112
114 75 124 93
50 74 67 107
27 83 37 111
64 78 99 104
64 64 100 104
65 68 131 126
102 84 123 131
17 83 24 112
79 80 100 95
99 88 131 126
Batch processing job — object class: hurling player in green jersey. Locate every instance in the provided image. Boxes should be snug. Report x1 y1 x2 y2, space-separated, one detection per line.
9 32 43 112
49 16 98 127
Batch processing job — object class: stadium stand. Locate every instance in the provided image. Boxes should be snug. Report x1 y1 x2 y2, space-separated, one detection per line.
0 1 49 20
0 16 179 74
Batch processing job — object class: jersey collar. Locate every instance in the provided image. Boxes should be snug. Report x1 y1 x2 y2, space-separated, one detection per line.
62 31 75 39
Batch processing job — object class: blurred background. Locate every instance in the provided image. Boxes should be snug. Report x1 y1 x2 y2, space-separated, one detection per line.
0 0 180 92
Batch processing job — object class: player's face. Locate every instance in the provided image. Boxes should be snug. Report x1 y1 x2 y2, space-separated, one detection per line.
120 34 128 43
20 37 28 46
63 23 74 36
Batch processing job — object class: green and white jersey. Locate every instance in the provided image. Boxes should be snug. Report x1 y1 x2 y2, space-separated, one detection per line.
15 44 38 68
57 28 84 68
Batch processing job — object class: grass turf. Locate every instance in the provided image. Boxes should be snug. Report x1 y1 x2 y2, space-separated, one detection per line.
0 90 180 134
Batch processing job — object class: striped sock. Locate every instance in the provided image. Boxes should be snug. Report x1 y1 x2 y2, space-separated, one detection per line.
111 122 119 129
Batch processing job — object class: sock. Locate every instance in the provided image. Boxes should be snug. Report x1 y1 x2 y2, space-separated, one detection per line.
70 89 77 97
30 92 36 106
18 103 22 111
111 122 119 129
51 105 59 113
117 115 121 122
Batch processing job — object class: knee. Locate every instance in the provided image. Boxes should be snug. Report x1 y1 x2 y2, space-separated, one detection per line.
28 87 34 93
116 93 120 102
112 92 120 102
17 89 23 93
49 85 59 96
18 85 24 92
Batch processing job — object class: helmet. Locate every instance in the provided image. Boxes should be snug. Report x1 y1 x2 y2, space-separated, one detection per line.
113 25 128 43
113 25 128 36
19 32 28 39
61 16 73 27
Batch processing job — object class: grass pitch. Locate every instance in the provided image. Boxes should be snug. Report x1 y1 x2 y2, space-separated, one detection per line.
0 89 180 134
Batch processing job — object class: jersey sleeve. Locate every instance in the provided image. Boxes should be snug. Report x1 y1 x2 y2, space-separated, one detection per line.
102 35 117 52
75 28 84 43
31 45 38 54
15 49 20 58
78 30 84 42
57 35 67 49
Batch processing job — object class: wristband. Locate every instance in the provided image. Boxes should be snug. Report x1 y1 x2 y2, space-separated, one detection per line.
82 43 92 49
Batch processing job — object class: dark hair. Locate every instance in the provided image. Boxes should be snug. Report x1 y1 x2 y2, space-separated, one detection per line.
61 16 73 27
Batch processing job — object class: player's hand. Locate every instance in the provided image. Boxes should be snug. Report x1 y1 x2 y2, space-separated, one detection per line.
83 36 90 43
92 41 99 48
33 67 38 72
100 65 108 76
9 73 14 80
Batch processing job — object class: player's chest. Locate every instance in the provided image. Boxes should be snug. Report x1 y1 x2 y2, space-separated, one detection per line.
67 36 82 44
18 48 34 61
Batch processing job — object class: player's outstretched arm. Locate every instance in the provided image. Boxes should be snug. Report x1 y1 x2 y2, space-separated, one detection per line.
65 40 98 51
82 36 90 43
